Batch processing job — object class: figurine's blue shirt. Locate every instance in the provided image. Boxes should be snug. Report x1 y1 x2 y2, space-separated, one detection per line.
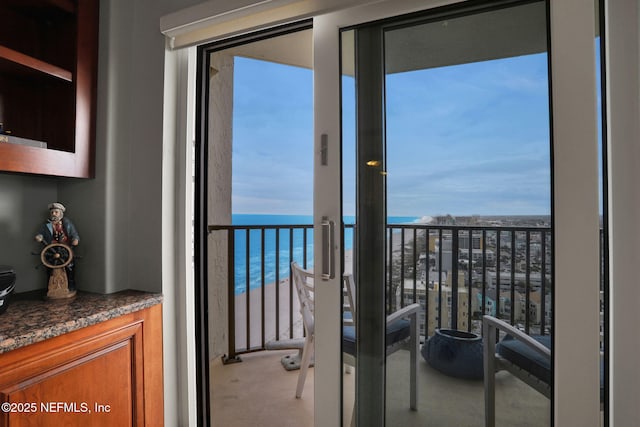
39 218 80 244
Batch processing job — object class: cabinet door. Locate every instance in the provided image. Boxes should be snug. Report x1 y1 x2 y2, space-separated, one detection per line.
2 335 138 426
0 305 163 427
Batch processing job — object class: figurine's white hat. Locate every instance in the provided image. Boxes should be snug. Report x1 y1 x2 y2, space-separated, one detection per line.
48 202 66 212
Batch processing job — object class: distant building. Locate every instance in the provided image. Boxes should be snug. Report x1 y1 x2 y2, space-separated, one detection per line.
433 214 456 225
401 279 469 337
459 248 495 265
513 290 541 325
486 270 552 289
474 288 511 318
425 232 496 275
475 288 551 331
459 233 482 250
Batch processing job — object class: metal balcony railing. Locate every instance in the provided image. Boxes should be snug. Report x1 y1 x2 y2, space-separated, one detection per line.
208 222 554 360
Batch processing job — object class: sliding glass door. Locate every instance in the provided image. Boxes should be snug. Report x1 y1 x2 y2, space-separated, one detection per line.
316 0 600 425
341 2 553 425
200 0 601 425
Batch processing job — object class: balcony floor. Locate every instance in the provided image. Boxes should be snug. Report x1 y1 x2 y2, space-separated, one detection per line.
211 349 550 426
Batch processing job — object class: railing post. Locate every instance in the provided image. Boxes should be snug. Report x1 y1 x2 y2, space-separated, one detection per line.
510 231 516 326
481 229 487 328
437 228 443 331
496 230 501 320
275 229 280 340
451 228 459 330
261 229 266 349
412 227 418 304
467 230 473 333
245 229 251 350
540 230 548 335
289 227 294 339
223 229 241 364
525 231 531 334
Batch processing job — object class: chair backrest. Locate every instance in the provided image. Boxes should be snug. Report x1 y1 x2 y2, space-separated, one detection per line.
343 274 357 327
291 262 315 336
291 265 358 334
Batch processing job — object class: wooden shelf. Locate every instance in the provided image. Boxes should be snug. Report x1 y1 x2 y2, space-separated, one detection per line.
0 0 98 178
0 45 73 82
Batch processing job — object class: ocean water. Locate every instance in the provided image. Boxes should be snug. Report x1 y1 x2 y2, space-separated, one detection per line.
231 214 418 295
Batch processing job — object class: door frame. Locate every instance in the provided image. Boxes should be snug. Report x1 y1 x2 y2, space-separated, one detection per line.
189 0 602 424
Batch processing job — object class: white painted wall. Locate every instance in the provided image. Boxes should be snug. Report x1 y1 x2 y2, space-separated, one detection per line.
0 0 203 425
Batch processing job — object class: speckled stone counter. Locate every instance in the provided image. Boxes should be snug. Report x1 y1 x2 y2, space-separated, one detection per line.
0 290 163 354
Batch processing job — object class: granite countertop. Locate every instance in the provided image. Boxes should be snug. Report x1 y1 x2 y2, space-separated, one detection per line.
0 290 163 354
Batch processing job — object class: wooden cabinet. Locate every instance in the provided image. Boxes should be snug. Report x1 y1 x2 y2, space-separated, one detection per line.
0 304 163 426
0 0 99 178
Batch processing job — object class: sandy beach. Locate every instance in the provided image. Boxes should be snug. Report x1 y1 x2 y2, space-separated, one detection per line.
232 275 302 350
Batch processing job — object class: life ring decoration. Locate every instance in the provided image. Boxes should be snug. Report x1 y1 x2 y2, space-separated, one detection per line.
40 242 74 269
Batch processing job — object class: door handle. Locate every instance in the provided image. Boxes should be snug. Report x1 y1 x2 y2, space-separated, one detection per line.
321 216 335 281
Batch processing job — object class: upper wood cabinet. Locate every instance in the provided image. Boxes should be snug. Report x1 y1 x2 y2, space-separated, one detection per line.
0 0 99 178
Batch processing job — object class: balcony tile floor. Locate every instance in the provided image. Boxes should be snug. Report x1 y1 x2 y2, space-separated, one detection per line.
211 348 550 426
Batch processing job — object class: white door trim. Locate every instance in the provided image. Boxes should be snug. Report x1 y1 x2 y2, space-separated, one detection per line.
549 1 601 424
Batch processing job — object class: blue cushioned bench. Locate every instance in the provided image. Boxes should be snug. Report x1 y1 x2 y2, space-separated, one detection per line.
497 334 552 386
342 318 411 357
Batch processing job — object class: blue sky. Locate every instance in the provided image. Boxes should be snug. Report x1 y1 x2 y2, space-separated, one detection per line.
232 50 596 217
232 57 313 215
384 53 552 217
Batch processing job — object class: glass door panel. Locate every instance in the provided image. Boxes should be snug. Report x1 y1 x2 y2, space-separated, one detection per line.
203 25 319 427
341 1 553 425
383 3 551 425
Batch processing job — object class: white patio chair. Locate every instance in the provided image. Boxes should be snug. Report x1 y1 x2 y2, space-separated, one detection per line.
291 261 316 399
291 261 421 411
